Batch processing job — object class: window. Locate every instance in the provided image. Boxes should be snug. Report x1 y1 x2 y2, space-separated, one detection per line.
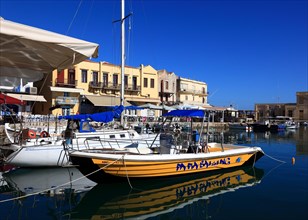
124 75 128 88
103 73 108 87
113 74 118 86
144 78 148 88
298 96 304 104
92 71 98 83
68 69 75 85
81 69 88 83
133 76 137 90
165 81 169 90
181 83 188 91
185 95 188 100
151 79 154 88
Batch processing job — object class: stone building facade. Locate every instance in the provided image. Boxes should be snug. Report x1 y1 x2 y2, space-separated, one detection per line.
254 91 308 122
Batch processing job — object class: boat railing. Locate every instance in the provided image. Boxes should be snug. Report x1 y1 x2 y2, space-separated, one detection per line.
59 141 71 166
77 135 141 153
82 136 105 150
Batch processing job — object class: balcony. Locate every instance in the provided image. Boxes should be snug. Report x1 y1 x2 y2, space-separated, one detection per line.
89 81 103 89
179 88 207 96
159 90 174 97
125 84 141 92
194 90 207 96
162 100 176 106
101 83 120 91
55 96 79 105
55 78 77 88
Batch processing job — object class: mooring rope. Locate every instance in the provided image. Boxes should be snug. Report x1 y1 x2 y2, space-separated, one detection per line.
0 155 125 203
264 152 286 164
258 151 287 181
252 151 257 167
123 155 133 189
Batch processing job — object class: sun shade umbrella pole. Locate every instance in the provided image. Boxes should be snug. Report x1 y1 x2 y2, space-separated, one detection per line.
216 110 224 152
198 110 206 148
206 111 210 149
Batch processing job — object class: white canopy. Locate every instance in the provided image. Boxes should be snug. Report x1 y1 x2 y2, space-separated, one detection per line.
172 104 208 110
0 17 99 87
139 103 163 110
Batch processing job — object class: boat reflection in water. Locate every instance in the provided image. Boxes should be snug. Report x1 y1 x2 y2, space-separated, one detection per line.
3 167 96 194
0 167 96 219
71 166 264 220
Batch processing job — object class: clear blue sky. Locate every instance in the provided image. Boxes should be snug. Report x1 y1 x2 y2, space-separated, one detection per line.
1 0 307 110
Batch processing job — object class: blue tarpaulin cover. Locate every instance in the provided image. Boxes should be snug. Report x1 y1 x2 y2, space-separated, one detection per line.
58 105 124 123
163 109 205 118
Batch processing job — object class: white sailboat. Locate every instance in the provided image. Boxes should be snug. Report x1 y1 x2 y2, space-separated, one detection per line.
4 114 159 167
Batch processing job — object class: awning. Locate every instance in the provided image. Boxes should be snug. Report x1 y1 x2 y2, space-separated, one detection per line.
85 95 131 107
203 106 227 111
139 103 163 110
6 93 46 102
0 93 26 105
126 97 160 103
50 86 84 93
0 17 99 87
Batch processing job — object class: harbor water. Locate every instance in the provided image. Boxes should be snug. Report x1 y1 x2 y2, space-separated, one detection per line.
0 127 307 220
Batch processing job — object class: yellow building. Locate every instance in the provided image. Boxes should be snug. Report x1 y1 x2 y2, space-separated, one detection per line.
176 77 208 108
34 60 160 117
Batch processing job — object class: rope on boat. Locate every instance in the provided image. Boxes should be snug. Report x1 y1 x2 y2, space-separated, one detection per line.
252 151 257 167
264 152 286 164
123 155 133 189
256 150 287 181
0 155 125 203
262 161 285 181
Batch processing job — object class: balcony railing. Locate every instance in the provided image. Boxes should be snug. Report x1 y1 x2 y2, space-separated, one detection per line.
179 88 207 96
89 81 103 89
101 82 121 91
55 78 77 88
100 83 141 92
124 84 141 92
55 96 79 105
162 100 176 105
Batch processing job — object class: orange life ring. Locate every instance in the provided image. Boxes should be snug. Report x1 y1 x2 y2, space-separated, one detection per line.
28 130 36 139
40 131 50 138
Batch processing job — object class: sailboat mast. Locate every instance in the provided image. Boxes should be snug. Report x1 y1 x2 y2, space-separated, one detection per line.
120 0 125 125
